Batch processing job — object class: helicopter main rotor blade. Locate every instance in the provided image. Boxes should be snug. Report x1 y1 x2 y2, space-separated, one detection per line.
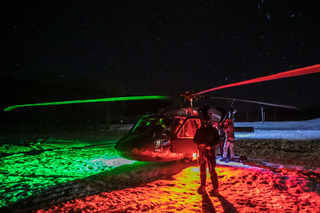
195 64 320 96
210 96 299 110
4 95 171 112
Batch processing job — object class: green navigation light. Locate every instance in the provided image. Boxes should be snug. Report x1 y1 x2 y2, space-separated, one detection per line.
4 95 171 111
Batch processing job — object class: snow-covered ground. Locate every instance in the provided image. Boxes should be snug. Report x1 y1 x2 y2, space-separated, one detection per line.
111 119 320 140
235 118 320 140
0 119 320 212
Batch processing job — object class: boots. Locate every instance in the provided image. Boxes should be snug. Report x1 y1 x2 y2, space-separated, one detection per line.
209 188 219 196
197 185 206 195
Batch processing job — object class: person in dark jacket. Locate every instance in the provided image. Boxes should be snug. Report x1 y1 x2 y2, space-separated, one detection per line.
193 106 221 195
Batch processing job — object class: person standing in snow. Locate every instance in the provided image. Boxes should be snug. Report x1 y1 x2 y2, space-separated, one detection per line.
217 121 225 157
193 106 221 195
221 118 235 162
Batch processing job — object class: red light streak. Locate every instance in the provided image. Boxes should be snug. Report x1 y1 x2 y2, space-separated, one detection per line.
195 64 320 96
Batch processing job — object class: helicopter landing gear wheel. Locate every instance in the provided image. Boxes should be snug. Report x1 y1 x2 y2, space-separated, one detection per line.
183 154 193 163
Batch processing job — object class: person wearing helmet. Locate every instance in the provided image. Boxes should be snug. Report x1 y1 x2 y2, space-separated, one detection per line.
193 106 221 196
217 121 225 157
221 118 235 162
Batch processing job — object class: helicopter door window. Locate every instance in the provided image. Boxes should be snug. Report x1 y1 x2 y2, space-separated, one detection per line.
173 117 185 134
177 118 201 138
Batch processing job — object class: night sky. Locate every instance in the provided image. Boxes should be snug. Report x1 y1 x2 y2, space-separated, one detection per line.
1 1 319 108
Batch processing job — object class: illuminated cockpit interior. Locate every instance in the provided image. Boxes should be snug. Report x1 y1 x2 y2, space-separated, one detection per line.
130 116 173 136
176 118 201 138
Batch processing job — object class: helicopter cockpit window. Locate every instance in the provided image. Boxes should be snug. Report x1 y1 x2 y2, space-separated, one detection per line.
173 117 185 134
131 117 173 136
177 118 201 138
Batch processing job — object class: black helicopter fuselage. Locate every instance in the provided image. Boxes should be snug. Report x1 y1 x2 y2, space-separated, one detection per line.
115 107 222 162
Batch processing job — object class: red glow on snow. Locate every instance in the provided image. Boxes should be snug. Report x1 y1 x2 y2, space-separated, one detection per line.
195 64 320 95
36 164 320 212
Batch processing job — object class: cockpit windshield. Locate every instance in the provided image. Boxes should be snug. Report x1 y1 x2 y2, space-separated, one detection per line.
131 116 173 136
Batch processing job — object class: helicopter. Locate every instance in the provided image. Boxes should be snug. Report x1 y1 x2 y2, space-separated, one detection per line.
4 64 320 162
113 92 300 162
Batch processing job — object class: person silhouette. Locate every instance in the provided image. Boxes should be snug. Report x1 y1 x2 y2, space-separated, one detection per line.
193 106 221 195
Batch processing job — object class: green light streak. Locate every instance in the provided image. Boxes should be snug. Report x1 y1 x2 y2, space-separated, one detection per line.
0 140 135 208
4 95 171 111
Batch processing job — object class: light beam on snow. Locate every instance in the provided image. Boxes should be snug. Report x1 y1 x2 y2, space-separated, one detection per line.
0 141 135 208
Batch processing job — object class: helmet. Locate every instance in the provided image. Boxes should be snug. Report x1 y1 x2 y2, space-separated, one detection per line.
198 106 211 117
224 118 232 125
225 119 231 123
198 106 212 123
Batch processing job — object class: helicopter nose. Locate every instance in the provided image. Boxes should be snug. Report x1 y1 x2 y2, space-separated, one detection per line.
115 141 131 158
115 134 151 160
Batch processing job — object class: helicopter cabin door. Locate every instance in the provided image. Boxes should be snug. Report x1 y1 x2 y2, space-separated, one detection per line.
171 118 201 153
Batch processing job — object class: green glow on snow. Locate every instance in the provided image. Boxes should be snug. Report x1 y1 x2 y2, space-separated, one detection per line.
4 95 171 111
0 140 135 208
